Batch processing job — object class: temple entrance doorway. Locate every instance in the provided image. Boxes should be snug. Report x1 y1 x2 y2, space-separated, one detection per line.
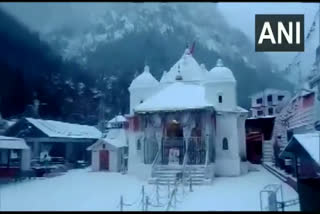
162 120 185 165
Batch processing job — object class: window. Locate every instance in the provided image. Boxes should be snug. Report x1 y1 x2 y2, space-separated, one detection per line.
268 108 274 115
278 95 284 101
257 110 263 116
256 98 262 104
222 138 228 150
218 95 223 103
137 140 141 150
102 144 105 149
140 100 143 104
267 95 273 102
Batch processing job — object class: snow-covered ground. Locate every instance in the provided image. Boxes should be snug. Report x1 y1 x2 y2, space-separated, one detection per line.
175 166 300 211
0 165 299 211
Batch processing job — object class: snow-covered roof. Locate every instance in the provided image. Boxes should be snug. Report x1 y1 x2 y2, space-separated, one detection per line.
129 65 159 90
0 136 29 150
25 118 102 139
293 132 320 165
207 59 235 83
134 82 213 113
247 115 276 120
104 129 127 148
300 89 314 97
87 128 127 150
215 106 249 114
108 115 127 123
236 106 249 113
163 49 204 83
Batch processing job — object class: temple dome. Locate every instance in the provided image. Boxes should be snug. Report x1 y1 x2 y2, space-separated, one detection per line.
207 59 236 83
129 65 159 90
163 49 204 83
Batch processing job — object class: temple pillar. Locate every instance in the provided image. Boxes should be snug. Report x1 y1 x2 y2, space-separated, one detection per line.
21 149 31 171
66 143 74 162
32 141 40 158
181 112 195 153
151 114 163 150
0 150 8 165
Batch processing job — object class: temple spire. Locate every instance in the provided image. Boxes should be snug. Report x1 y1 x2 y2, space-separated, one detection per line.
175 64 183 81
190 41 196 55
216 59 224 67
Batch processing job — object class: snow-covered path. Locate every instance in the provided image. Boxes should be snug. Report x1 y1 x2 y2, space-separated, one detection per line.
174 165 299 211
0 165 299 211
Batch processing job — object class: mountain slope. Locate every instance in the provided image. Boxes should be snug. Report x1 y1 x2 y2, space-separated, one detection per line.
44 3 294 112
0 8 100 124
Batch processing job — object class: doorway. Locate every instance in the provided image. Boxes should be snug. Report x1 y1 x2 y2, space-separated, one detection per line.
162 120 185 165
246 133 263 164
99 150 109 170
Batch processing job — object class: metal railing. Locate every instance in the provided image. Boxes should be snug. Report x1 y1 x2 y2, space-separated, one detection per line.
151 151 161 177
160 137 206 165
151 138 163 176
181 138 189 184
186 137 206 165
151 137 207 177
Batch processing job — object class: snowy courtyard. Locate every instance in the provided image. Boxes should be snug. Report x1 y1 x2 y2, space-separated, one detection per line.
0 165 299 211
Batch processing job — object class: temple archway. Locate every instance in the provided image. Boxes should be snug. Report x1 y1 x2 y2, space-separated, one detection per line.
162 120 185 165
166 120 183 138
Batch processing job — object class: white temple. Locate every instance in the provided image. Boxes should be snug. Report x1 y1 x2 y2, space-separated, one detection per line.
126 48 249 183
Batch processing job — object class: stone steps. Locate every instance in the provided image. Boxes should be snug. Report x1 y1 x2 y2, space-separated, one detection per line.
262 141 274 164
149 165 207 185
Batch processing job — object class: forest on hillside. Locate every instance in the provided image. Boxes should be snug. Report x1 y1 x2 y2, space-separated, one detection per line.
0 7 294 125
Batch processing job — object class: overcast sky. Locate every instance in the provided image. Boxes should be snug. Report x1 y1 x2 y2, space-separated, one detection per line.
0 2 319 70
218 2 319 69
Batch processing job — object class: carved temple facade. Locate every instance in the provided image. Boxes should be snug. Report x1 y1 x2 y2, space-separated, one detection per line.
126 49 249 180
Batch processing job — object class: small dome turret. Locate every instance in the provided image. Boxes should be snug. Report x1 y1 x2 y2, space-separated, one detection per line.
207 59 236 83
129 65 159 91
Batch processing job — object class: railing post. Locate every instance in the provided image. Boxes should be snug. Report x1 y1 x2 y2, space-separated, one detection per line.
182 176 185 195
120 195 123 211
189 176 193 192
205 134 209 165
174 188 177 208
156 179 160 206
141 185 145 211
145 196 149 211
168 180 170 199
